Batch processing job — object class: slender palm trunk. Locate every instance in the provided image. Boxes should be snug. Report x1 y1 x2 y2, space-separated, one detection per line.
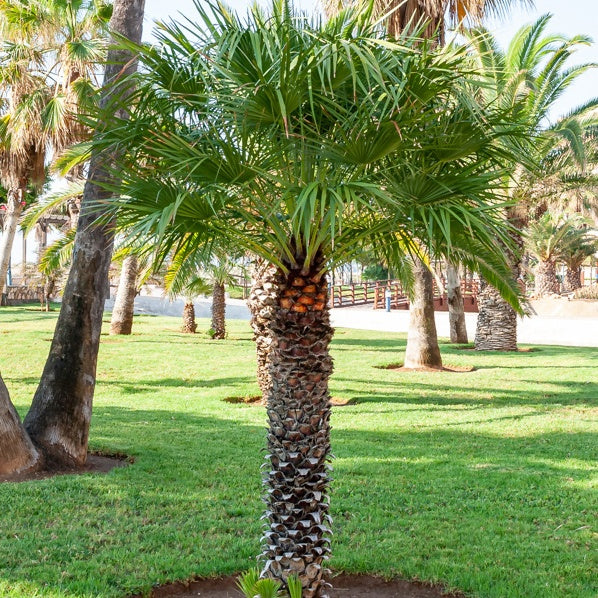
0 189 25 295
247 261 278 399
210 281 226 339
446 261 467 344
181 301 197 333
261 265 333 598
23 0 146 467
110 254 138 335
404 259 442 369
564 264 582 292
534 260 560 297
0 374 41 476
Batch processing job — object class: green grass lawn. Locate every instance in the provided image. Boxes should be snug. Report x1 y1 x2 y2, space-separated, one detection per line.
0 307 596 598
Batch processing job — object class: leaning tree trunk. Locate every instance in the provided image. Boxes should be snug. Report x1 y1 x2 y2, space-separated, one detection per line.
403 259 442 369
23 0 146 467
110 254 138 335
210 281 226 339
247 260 278 400
261 263 333 598
446 261 467 344
564 264 582 292
181 301 197 333
0 374 41 476
534 259 560 297
0 189 25 295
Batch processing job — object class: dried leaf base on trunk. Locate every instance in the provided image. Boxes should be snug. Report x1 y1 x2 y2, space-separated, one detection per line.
474 285 518 351
564 267 582 292
181 302 197 333
261 267 333 598
534 260 560 297
248 261 278 399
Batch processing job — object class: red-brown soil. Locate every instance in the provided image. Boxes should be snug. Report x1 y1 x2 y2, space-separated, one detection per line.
224 396 356 406
131 573 465 598
376 363 475 373
0 452 130 483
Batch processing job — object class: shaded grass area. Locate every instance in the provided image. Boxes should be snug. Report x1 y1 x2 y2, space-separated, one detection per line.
0 307 596 598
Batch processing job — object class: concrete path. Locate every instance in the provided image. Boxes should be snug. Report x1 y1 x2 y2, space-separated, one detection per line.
108 295 598 348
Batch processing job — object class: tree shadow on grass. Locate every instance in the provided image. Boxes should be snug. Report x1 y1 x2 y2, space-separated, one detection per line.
0 405 594 598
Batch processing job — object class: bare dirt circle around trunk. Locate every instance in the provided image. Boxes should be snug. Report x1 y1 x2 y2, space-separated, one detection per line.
130 573 465 598
0 452 130 483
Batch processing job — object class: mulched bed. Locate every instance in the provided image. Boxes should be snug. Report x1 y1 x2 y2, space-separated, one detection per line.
0 452 130 483
131 573 466 598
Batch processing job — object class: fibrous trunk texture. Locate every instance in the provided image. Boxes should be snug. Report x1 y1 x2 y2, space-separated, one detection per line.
23 0 146 467
475 210 523 352
0 374 41 476
261 264 333 598
564 265 582 292
110 255 138 335
247 261 278 399
404 259 442 369
211 281 226 339
0 189 24 294
534 260 560 297
446 261 467 344
474 279 518 351
181 301 197 333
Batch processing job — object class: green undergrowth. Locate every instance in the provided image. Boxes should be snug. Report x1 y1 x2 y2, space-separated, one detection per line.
0 306 596 598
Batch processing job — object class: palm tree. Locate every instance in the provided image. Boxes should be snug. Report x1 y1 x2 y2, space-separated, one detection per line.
19 0 146 469
526 214 597 296
561 228 598 292
326 0 533 361
468 16 598 349
0 0 108 294
100 3 524 593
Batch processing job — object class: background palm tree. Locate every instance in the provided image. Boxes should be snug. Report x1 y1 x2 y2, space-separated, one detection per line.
0 0 108 294
326 0 534 361
100 2 524 593
469 15 598 349
19 0 146 469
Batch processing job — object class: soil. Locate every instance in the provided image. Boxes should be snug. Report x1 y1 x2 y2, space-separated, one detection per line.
0 452 130 483
131 573 465 598
375 363 475 373
223 396 357 406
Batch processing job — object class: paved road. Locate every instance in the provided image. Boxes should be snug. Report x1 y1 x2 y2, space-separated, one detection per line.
107 295 598 348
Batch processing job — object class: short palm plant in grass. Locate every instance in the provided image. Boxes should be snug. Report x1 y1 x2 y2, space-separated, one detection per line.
97 1 526 595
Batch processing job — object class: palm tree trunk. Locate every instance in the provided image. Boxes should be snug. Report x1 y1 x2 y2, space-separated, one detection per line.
474 279 518 351
110 254 138 335
261 265 333 598
181 301 197 333
23 0 146 467
0 189 25 295
210 281 226 339
564 265 582 292
446 261 467 344
404 259 442 369
534 260 560 297
247 260 278 399
0 374 41 476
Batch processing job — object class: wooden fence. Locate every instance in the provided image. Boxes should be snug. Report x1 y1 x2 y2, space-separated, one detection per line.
330 278 479 311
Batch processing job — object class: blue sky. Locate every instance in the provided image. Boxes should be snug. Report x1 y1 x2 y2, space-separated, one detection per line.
143 0 598 122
